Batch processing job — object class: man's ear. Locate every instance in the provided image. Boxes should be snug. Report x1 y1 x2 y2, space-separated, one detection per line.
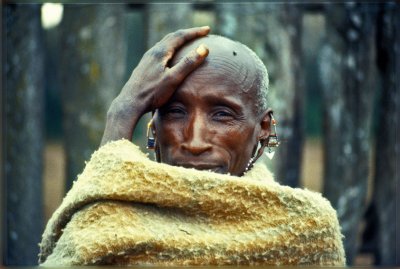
258 108 273 140
152 111 161 163
152 111 158 138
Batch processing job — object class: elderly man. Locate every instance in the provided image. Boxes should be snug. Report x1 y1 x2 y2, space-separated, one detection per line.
39 27 345 266
101 26 273 176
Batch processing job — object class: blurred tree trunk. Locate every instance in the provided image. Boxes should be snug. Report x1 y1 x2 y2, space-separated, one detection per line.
60 4 126 191
371 3 399 266
3 4 44 265
319 3 377 264
145 3 193 48
215 3 305 187
124 7 146 150
282 4 305 187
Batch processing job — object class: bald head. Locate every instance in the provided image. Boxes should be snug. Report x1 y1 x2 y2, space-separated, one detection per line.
171 35 269 115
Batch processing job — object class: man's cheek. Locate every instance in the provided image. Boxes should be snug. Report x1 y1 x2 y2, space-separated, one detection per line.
218 129 253 148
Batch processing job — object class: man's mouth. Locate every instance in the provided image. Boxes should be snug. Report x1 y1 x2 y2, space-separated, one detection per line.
176 162 222 173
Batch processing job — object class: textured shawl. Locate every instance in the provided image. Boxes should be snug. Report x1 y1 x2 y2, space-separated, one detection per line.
39 139 345 266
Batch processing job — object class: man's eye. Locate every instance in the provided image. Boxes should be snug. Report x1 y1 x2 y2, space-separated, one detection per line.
213 111 234 120
167 108 185 115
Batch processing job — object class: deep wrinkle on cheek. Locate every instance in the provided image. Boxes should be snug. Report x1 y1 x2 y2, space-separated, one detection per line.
216 121 256 148
218 120 247 133
224 128 256 174
157 125 181 164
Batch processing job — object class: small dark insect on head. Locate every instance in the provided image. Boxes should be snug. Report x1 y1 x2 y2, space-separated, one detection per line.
233 51 237 56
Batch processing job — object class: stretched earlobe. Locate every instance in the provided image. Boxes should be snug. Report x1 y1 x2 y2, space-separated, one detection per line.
259 108 273 138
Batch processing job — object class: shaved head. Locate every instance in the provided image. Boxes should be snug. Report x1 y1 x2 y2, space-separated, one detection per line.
154 34 272 176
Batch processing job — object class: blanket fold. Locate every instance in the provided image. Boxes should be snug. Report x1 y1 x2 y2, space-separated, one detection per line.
39 139 345 266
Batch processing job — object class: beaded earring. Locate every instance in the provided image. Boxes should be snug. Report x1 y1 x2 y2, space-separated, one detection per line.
244 157 255 173
146 117 156 149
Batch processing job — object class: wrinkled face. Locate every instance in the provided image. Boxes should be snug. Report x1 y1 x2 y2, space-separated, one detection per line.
153 36 269 176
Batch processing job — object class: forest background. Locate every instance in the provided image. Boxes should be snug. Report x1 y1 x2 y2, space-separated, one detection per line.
2 2 399 266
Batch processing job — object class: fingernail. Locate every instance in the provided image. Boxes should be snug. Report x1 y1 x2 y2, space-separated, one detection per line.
196 44 208 57
201 26 210 31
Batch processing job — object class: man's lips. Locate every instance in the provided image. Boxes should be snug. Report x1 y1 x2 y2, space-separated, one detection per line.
175 162 223 173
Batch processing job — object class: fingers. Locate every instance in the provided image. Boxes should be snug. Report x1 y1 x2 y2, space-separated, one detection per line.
167 44 209 86
155 26 210 63
161 26 210 49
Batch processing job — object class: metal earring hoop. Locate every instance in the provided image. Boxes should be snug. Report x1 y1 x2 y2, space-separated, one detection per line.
265 113 280 159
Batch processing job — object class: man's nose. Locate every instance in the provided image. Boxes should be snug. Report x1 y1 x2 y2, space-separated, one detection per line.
181 114 212 155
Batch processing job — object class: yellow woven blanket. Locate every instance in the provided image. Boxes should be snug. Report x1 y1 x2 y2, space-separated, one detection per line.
39 140 345 266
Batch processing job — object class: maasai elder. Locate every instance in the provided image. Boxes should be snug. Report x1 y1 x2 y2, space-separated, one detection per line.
39 27 346 266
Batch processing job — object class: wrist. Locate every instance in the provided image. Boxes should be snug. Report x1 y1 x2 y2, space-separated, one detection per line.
101 97 143 146
110 88 150 118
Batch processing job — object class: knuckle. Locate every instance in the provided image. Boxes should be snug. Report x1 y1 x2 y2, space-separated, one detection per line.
150 47 167 59
174 29 185 38
143 48 153 57
164 71 179 85
161 32 173 41
183 55 196 66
